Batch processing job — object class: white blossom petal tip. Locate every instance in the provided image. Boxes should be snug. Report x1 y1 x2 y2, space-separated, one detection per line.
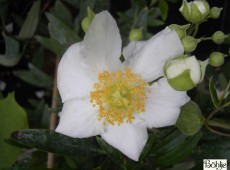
101 123 148 161
80 10 122 73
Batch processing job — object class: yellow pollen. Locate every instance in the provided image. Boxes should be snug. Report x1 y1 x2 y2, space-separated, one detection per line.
90 67 148 126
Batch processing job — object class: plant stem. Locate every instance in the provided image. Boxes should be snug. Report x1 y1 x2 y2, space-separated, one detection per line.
192 24 199 37
199 37 212 41
205 101 230 137
47 58 59 168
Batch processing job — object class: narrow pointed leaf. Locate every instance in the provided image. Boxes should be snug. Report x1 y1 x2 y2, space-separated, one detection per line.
159 0 169 21
155 132 202 167
135 7 148 28
0 33 21 67
96 137 123 167
35 36 63 56
153 130 187 155
18 0 40 39
12 129 103 157
139 133 157 161
209 76 220 108
14 63 53 90
50 0 72 27
46 13 80 45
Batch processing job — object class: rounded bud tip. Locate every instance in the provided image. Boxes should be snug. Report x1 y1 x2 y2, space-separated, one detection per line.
212 31 227 44
182 36 200 53
209 7 223 19
129 28 143 41
209 52 227 67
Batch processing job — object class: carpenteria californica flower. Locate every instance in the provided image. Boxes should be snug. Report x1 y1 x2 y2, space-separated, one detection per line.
55 11 190 161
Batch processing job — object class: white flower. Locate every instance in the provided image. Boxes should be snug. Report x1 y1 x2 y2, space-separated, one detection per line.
55 11 190 161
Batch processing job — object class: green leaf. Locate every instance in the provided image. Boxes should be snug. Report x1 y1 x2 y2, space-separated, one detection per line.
208 118 230 130
200 133 230 159
152 129 187 155
155 132 202 167
46 13 80 45
164 161 195 170
96 137 124 167
18 0 40 39
148 7 165 27
0 93 28 168
35 36 63 56
12 129 103 157
139 133 157 161
148 7 161 18
50 0 73 27
159 0 169 21
176 101 205 136
14 63 53 90
135 7 148 28
218 73 228 90
0 33 22 67
147 18 164 27
209 76 220 108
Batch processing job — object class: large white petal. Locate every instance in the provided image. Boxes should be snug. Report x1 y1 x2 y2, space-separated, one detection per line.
101 123 148 161
123 41 146 60
124 27 184 82
55 98 105 138
141 78 190 128
57 43 95 102
80 11 122 73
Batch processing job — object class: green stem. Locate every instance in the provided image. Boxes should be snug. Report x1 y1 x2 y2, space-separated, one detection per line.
199 37 212 41
187 24 195 36
192 24 199 37
208 119 230 130
205 124 230 137
205 101 230 137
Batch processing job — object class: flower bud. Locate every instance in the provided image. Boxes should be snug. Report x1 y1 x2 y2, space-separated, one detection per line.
181 36 200 53
81 7 95 33
164 56 204 91
209 7 223 19
169 24 190 39
129 28 143 41
209 52 227 67
179 0 210 24
211 31 226 44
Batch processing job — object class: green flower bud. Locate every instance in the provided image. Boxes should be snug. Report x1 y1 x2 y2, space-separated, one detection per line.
164 56 204 91
181 36 200 52
209 52 227 67
81 7 95 33
169 24 190 39
211 31 227 44
179 0 210 24
129 28 143 41
209 7 223 19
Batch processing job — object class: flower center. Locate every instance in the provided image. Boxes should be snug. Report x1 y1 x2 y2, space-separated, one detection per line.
90 67 147 126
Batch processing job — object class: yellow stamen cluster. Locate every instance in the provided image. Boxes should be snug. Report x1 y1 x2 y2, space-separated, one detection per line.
90 67 147 126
